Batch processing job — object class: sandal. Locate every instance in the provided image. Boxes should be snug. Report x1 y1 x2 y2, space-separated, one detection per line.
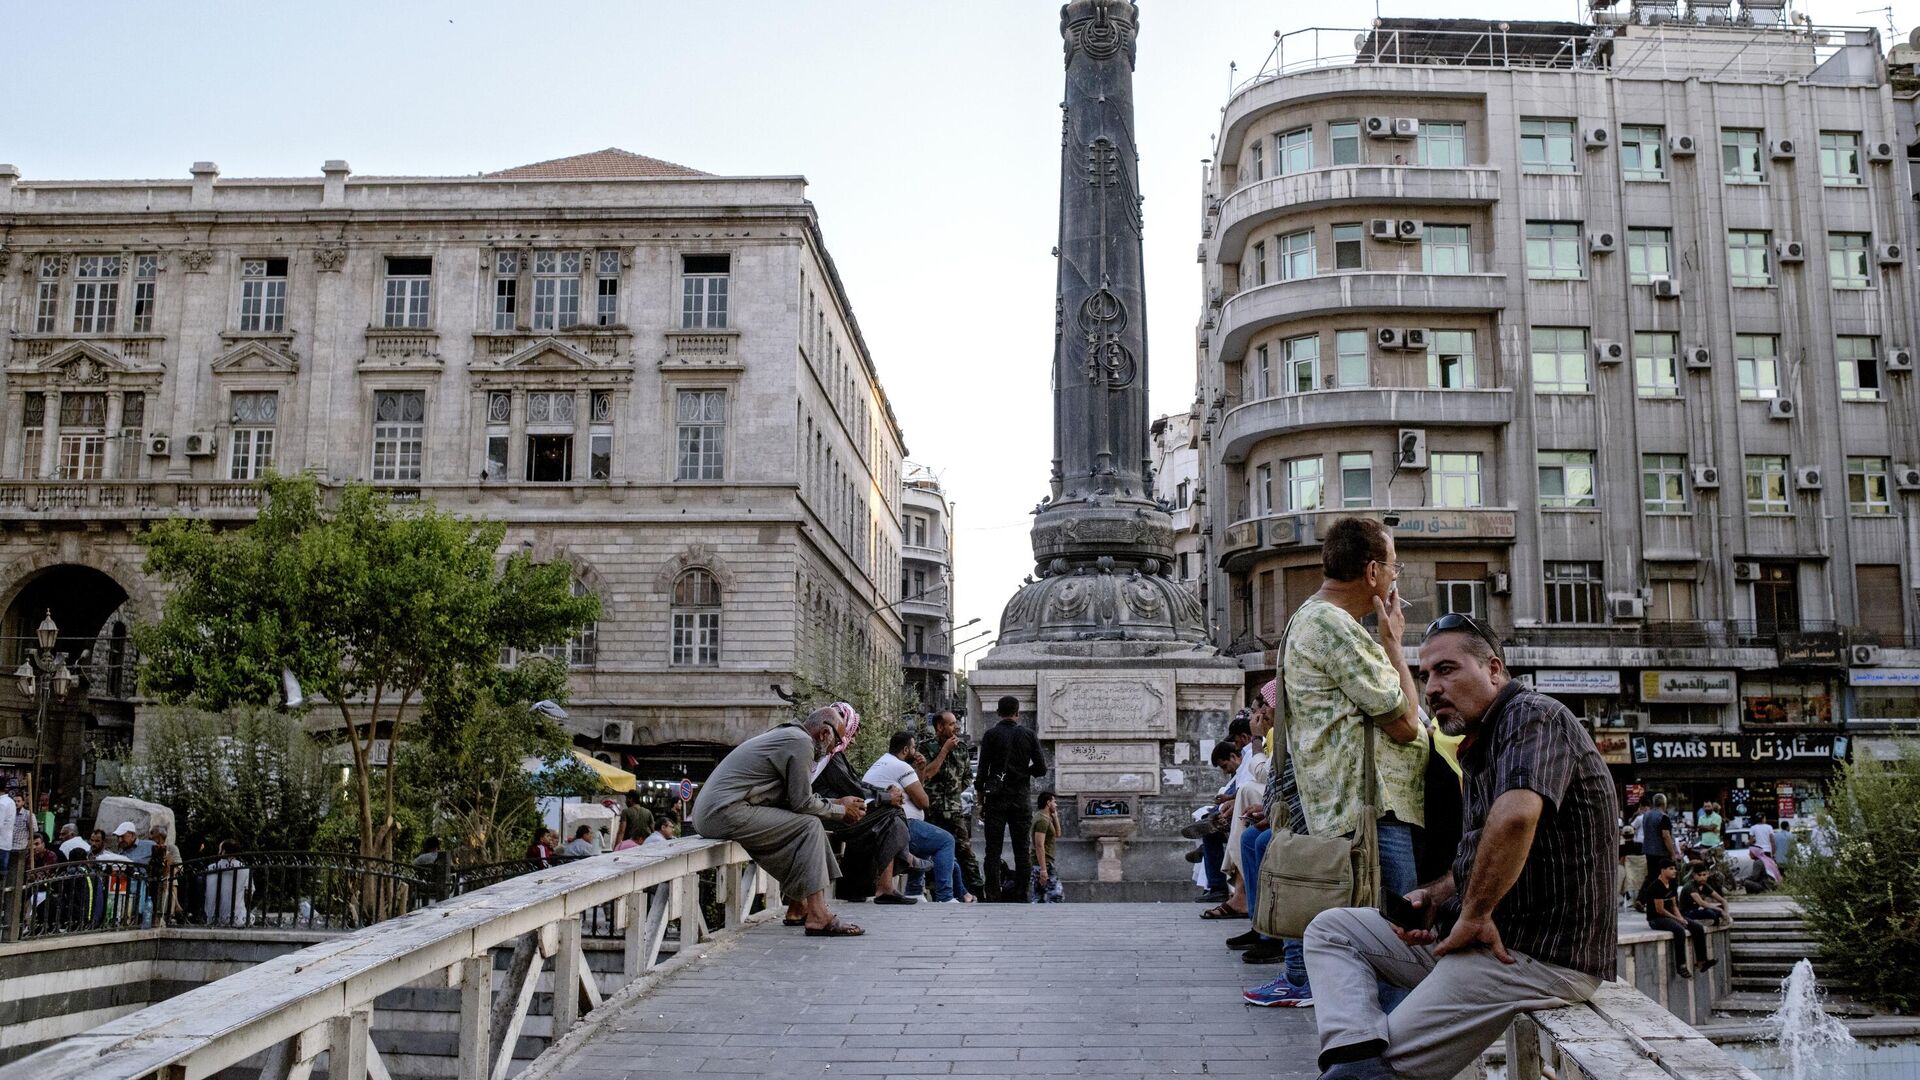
804 920 865 937
1199 903 1245 920
782 917 805 926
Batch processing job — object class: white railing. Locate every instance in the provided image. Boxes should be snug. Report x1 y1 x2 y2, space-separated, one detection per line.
1508 980 1763 1079
0 837 769 1080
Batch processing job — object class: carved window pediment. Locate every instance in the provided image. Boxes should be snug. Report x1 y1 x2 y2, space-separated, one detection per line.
211 338 300 375
20 339 156 387
499 337 598 371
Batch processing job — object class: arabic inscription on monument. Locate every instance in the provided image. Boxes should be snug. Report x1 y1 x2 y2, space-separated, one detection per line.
1036 672 1176 740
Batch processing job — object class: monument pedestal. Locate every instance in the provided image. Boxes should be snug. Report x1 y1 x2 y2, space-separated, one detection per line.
968 640 1243 894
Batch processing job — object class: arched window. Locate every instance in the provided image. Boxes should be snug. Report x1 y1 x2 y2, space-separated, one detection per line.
536 579 597 667
671 569 722 667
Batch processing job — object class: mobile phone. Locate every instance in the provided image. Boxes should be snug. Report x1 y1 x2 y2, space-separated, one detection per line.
1377 891 1425 931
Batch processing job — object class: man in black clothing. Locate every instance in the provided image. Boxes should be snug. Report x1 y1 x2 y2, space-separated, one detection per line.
1639 861 1718 977
1640 793 1682 882
978 695 1049 902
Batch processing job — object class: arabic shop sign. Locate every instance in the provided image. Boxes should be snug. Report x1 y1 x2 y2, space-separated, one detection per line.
1629 733 1849 767
1778 632 1846 667
1639 670 1737 704
1533 670 1622 694
1849 668 1920 687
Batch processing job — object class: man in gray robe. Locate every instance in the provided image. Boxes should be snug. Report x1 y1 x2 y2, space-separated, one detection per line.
691 706 869 935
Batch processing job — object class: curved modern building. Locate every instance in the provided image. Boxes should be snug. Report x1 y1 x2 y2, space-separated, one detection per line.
1195 13 1920 823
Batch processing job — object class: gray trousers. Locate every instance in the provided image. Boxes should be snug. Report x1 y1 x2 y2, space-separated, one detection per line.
696 801 839 903
1304 907 1601 1080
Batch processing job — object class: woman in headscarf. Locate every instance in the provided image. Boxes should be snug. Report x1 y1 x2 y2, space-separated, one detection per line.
810 703 914 903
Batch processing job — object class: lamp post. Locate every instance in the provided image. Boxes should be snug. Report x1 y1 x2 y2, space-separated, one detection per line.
8 611 76 941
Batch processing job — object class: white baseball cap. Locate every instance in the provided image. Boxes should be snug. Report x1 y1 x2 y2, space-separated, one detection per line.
113 821 139 836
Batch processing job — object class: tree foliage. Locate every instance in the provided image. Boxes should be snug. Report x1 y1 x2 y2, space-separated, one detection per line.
116 706 333 854
135 475 599 862
791 618 912 776
1792 748 1920 1013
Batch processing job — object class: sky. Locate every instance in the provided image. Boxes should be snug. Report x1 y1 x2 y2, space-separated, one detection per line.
9 0 1916 674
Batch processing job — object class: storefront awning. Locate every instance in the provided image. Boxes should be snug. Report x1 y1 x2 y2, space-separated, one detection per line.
571 749 637 793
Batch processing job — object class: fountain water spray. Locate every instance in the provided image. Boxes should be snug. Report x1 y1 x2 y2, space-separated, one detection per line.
1764 958 1855 1080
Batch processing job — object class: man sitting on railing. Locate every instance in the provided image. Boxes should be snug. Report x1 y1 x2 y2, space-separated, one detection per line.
690 704 869 936
1302 617 1617 1080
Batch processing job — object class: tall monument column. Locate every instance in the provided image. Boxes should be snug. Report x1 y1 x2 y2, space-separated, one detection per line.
971 1 1241 897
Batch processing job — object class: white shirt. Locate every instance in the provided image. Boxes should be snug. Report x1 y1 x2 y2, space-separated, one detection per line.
1749 822 1775 853
0 794 13 851
861 752 924 821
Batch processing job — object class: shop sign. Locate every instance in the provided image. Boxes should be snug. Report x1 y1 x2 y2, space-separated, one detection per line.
1639 670 1736 704
1593 732 1632 765
1629 733 1849 766
1848 668 1920 687
1534 670 1621 694
0 736 35 763
1778 632 1847 667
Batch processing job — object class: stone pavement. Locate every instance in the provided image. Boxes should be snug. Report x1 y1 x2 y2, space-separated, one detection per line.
534 902 1320 1079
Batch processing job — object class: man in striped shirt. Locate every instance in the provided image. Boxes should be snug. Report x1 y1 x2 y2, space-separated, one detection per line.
1303 616 1618 1080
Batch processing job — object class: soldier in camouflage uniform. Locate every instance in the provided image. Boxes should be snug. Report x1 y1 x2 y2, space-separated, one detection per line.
915 710 982 899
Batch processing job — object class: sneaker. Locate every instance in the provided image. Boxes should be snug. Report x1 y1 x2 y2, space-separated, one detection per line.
1677 964 1694 979
1184 846 1205 864
1698 957 1719 973
1242 938 1287 964
1194 888 1229 904
1242 975 1314 1008
1225 929 1263 951
1180 815 1219 839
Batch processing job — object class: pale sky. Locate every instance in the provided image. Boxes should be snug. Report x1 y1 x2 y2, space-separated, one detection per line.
9 0 1913 674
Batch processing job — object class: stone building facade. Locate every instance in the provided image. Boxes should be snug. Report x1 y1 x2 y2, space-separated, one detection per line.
1150 412 1206 603
0 148 908 811
899 464 958 712
1194 15 1920 829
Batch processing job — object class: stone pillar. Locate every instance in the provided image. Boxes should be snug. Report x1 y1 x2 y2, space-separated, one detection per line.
40 390 61 479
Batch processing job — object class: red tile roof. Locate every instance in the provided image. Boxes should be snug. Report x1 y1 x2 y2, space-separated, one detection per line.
486 148 708 180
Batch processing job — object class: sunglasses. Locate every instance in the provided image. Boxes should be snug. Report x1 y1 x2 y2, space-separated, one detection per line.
1424 612 1501 652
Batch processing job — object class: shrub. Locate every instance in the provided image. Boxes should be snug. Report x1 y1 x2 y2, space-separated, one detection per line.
117 706 333 855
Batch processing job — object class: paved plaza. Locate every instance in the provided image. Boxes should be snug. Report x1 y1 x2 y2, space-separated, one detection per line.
535 902 1320 1079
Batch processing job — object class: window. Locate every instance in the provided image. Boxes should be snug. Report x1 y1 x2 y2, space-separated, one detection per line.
1721 129 1764 184
1538 450 1596 509
1422 225 1470 274
1275 127 1312 175
675 389 726 480
1627 228 1671 284
1249 241 1267 286
1545 562 1604 624
595 250 621 326
589 393 614 481
1848 457 1892 515
681 254 730 329
548 580 598 667
33 257 60 333
1436 562 1488 621
1278 229 1314 281
382 256 432 328
21 393 44 476
1520 119 1576 173
119 392 145 479
1247 140 1264 182
1621 125 1666 180
228 391 278 480
1335 330 1369 387
71 255 121 333
525 391 576 482
1332 223 1364 271
671 569 722 667
1254 463 1273 515
1727 231 1773 287
1642 454 1689 513
1649 578 1696 623
1828 232 1870 289
1530 327 1589 393
1857 565 1905 642
1427 330 1476 388
1819 131 1862 186
239 258 288 332
1430 452 1483 508
1634 332 1680 398
1248 344 1272 400
1525 222 1583 279
532 251 582 330
131 255 157 333
493 252 519 330
370 390 426 482
1735 334 1780 399
1285 456 1322 511
1282 333 1319 393
1340 452 1372 508
1838 336 1881 401
1329 121 1361 165
56 392 107 480
1745 455 1791 513
1418 121 1466 167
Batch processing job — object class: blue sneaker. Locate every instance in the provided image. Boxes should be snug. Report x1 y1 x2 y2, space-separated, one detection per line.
1243 975 1314 1008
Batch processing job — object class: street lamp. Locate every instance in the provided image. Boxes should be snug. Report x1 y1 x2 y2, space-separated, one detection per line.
8 611 76 941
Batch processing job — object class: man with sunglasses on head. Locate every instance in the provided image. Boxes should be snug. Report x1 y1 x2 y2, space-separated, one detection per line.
1301 614 1617 1080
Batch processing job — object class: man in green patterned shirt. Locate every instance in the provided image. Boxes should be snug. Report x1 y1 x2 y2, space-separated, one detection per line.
915 710 982 900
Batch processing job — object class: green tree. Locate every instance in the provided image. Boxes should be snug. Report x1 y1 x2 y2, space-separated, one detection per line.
135 475 599 862
791 618 912 775
1792 748 1920 1013
116 706 332 854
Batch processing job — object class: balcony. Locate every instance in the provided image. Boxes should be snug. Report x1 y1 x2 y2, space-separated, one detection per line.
1219 507 1516 571
902 543 949 566
904 651 953 672
0 480 266 522
1216 387 1513 465
1213 272 1506 366
1215 166 1500 255
474 327 634 363
898 595 946 620
11 334 164 364
660 329 742 371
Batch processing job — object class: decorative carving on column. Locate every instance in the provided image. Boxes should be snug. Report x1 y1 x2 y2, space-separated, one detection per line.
314 244 347 272
179 248 213 273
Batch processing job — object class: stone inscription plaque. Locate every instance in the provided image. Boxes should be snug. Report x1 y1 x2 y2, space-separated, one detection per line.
1037 672 1176 740
1054 740 1160 795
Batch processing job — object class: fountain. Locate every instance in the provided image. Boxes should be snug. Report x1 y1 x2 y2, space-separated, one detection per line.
1763 959 1856 1079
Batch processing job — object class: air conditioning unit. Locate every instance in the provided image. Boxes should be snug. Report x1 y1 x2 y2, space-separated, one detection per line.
1590 230 1618 253
1594 339 1626 363
1769 398 1796 420
1691 464 1720 488
1392 117 1420 139
1685 346 1712 370
1852 643 1883 666
1397 428 1429 469
1584 126 1611 148
182 432 217 456
1396 218 1424 241
1775 240 1805 262
1370 218 1400 240
592 751 617 766
1376 326 1407 349
145 434 171 456
1365 116 1394 139
1887 347 1914 372
1770 138 1797 159
1610 595 1647 620
1668 134 1697 156
1868 141 1896 162
1488 570 1512 596
1895 463 1920 490
1402 328 1430 350
1619 710 1652 728
1795 466 1823 490
1651 276 1680 298
602 720 636 744
1879 243 1905 264
1733 560 1762 581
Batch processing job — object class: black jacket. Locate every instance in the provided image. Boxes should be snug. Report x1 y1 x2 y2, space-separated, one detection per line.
977 718 1048 804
